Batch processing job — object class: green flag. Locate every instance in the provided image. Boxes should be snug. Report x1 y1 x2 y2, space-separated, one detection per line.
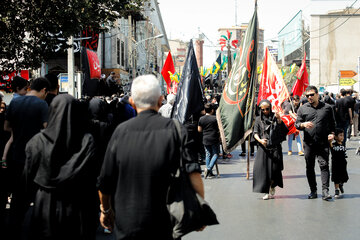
216 6 258 153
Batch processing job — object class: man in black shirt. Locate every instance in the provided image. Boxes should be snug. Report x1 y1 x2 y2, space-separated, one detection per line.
335 89 353 145
4 77 50 238
106 72 118 96
295 85 335 200
198 103 220 178
44 73 59 106
97 74 204 239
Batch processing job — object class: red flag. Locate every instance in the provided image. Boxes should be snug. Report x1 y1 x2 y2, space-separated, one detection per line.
257 47 289 113
161 51 175 94
292 53 309 97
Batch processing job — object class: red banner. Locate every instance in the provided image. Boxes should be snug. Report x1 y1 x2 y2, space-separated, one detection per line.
292 53 309 97
1 70 30 92
257 48 289 113
86 49 101 79
161 51 175 94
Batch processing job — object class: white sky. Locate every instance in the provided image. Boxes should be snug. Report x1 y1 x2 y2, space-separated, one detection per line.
158 0 359 66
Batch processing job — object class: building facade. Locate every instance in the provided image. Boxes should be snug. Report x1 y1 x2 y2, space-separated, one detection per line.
310 8 360 93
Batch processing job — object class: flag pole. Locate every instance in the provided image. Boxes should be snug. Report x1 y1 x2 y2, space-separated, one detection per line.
246 135 250 179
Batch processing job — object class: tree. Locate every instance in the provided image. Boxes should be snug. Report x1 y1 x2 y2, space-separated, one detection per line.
0 0 148 73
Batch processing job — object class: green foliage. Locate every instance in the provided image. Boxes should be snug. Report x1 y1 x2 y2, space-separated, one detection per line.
282 65 299 90
0 0 148 73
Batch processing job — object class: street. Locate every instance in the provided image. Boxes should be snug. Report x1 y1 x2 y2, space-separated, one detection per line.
96 136 360 240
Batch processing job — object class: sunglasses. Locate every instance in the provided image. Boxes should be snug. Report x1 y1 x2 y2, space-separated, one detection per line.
306 93 315 98
261 108 270 112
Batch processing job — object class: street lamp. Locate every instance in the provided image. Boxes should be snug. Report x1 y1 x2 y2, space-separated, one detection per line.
131 34 164 77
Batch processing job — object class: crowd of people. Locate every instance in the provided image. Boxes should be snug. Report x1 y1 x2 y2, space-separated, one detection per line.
0 72 359 239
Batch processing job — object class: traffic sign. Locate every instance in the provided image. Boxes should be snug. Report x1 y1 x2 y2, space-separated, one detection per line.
340 70 357 78
339 78 357 86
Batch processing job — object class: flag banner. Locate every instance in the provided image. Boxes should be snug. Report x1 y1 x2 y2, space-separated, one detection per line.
161 51 175 94
212 53 221 74
171 40 205 124
81 47 101 97
280 114 298 135
257 47 289 113
216 8 258 153
292 52 309 97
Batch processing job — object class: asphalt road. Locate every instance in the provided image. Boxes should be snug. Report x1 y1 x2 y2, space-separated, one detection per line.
96 136 360 240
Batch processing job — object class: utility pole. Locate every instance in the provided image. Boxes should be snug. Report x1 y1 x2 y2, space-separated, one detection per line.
235 0 238 26
67 36 75 96
282 39 285 67
227 45 232 76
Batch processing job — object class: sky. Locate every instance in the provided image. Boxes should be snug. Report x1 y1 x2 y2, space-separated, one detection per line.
157 0 359 66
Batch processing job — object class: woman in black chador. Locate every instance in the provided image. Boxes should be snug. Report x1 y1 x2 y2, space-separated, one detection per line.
253 100 288 200
24 94 97 240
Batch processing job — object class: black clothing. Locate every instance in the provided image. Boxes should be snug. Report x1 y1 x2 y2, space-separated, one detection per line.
335 97 351 124
330 142 349 184
300 96 308 105
355 99 360 114
45 93 57 106
252 100 287 193
24 94 97 240
83 78 100 97
324 95 335 105
296 101 335 193
88 98 112 171
97 110 201 240
5 95 48 239
106 76 117 95
6 96 48 164
295 101 335 145
284 103 299 115
303 142 330 192
0 108 10 232
198 114 220 145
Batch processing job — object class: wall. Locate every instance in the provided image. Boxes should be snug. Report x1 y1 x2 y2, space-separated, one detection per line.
311 14 360 93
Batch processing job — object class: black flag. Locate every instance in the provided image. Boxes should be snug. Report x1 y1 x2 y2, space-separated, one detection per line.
171 40 205 124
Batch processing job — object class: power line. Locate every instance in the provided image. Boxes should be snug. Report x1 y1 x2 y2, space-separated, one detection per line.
310 0 359 33
311 6 360 39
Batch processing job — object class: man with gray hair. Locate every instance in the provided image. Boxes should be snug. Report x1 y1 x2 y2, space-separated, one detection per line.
159 93 176 118
97 74 204 239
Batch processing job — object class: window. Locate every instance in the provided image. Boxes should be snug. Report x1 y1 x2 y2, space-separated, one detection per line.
117 39 120 65
121 41 125 67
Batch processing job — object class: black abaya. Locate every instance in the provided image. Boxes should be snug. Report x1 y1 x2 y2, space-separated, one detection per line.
252 100 288 193
24 94 97 240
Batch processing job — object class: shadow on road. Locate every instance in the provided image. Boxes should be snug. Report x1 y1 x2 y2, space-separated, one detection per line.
218 173 249 179
283 174 320 179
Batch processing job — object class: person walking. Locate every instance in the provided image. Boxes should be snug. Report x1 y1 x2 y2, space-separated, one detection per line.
295 85 336 200
284 95 304 156
198 103 220 179
329 128 349 199
335 89 352 145
253 100 288 200
24 94 98 240
4 77 50 239
97 75 204 240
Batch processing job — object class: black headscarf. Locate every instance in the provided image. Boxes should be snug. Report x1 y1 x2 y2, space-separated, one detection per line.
89 98 108 122
25 94 95 189
258 99 274 129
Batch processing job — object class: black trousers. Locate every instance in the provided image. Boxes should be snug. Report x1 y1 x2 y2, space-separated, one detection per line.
303 142 330 193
